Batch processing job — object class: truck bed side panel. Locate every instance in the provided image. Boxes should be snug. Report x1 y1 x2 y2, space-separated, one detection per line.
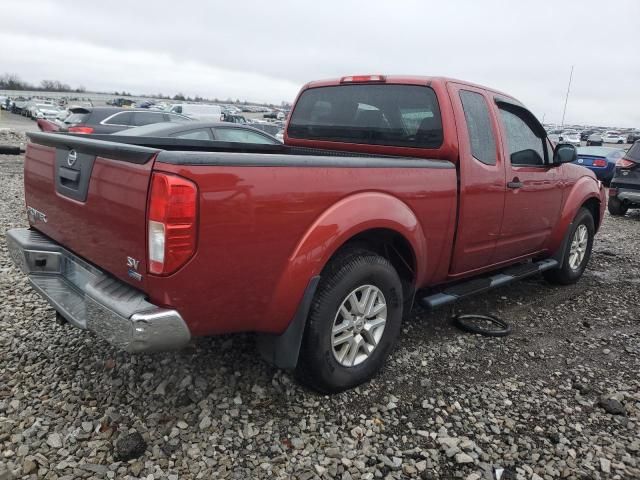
148 155 458 336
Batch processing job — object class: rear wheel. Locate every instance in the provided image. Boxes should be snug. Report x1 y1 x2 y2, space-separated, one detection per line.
296 248 403 393
544 208 594 285
608 197 628 216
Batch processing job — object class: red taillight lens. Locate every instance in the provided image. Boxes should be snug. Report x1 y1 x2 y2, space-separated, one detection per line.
68 126 94 134
616 157 635 169
147 172 197 275
608 187 618 196
340 75 386 83
592 159 607 167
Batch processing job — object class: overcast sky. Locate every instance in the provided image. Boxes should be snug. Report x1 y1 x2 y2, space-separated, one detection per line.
2 0 639 127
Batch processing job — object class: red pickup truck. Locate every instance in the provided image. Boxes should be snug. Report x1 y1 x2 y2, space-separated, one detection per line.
8 75 605 392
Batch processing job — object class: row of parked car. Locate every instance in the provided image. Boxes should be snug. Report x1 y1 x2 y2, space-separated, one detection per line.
34 106 284 145
546 126 639 147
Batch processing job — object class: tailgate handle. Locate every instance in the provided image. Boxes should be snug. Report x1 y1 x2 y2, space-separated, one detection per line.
59 167 80 184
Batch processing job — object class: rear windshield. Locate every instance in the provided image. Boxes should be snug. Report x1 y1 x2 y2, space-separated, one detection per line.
64 112 90 124
288 84 443 149
627 142 640 162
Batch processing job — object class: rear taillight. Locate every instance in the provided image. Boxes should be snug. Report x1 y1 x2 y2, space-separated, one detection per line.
147 172 198 275
609 187 618 196
68 126 94 134
592 159 607 167
340 75 386 83
616 157 635 169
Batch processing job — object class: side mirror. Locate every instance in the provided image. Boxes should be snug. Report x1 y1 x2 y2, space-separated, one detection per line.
553 143 577 165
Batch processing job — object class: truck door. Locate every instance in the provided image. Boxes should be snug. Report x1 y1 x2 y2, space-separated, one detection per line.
447 83 506 275
492 99 562 262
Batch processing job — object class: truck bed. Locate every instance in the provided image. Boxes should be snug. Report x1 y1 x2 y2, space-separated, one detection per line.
22 132 458 337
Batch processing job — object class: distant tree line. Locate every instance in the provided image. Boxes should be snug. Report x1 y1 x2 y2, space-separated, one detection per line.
0 72 284 108
0 73 86 93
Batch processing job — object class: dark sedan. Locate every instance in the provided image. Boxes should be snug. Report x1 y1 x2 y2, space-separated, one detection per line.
117 121 282 144
573 146 625 186
60 107 192 134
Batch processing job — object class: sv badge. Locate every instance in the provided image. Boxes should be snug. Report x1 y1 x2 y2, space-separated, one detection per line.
127 256 142 281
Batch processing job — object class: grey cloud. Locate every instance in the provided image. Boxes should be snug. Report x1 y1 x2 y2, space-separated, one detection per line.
2 0 639 125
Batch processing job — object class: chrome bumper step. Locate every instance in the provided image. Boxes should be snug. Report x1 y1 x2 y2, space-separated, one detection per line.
6 228 191 353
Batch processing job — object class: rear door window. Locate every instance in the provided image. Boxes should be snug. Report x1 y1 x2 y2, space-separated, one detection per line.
103 111 133 126
288 84 443 149
459 90 497 165
171 129 213 141
131 112 166 126
214 128 278 144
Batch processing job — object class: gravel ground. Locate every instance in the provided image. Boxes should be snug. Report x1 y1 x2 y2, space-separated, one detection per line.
0 149 639 480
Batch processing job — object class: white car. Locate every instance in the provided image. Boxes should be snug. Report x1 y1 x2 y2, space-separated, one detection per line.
167 103 223 121
33 103 61 120
602 131 625 144
559 130 581 146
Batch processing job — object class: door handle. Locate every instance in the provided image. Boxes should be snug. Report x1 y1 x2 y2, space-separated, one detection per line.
507 179 523 189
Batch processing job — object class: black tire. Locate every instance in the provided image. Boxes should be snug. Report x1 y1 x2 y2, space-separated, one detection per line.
296 248 403 393
608 197 627 216
543 208 595 285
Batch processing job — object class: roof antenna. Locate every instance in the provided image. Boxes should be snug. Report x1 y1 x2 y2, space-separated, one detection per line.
561 65 574 127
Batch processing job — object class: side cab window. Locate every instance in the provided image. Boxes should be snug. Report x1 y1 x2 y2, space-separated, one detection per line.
497 102 548 166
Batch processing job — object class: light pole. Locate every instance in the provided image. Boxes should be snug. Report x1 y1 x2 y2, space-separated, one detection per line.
561 66 574 127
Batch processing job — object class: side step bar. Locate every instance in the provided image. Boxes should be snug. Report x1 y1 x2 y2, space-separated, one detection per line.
420 258 559 309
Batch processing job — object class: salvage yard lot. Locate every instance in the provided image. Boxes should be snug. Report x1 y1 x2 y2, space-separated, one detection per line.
0 153 639 479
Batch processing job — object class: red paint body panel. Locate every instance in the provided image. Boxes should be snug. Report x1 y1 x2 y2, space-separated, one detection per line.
148 162 457 335
24 143 152 290
22 75 606 341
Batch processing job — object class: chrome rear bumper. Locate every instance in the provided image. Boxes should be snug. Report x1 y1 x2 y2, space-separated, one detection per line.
6 228 190 353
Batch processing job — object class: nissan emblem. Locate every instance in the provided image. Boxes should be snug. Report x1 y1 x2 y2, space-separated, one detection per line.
67 150 78 167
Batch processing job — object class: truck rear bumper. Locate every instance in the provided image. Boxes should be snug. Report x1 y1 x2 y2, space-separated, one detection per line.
6 228 190 353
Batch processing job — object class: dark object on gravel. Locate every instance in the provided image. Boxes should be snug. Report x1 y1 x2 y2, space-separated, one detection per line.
599 397 626 415
0 145 22 155
453 314 511 337
114 431 147 461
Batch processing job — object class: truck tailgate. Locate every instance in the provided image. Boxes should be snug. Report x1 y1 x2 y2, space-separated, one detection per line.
23 132 160 289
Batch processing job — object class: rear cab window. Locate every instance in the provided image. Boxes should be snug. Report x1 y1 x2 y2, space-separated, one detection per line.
459 90 497 165
287 84 443 149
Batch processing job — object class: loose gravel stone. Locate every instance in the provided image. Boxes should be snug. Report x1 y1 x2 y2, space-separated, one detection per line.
114 432 147 461
1 147 639 479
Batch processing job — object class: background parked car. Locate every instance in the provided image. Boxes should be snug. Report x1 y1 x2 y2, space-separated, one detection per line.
587 133 604 146
626 131 640 144
547 130 560 143
573 146 624 186
167 103 223 121
60 107 192 134
32 103 61 120
116 121 282 144
603 131 625 144
560 130 581 146
608 141 640 216
580 129 598 141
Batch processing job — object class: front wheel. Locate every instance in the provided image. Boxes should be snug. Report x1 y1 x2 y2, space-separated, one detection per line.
296 248 403 393
608 197 628 216
544 208 595 285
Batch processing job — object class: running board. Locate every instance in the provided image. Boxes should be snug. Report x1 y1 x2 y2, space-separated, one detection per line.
420 258 559 309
